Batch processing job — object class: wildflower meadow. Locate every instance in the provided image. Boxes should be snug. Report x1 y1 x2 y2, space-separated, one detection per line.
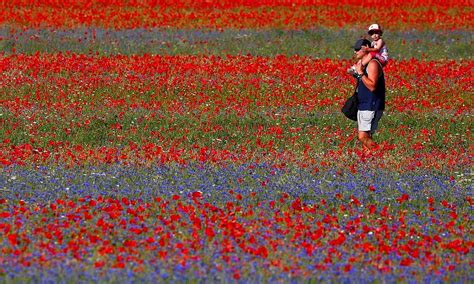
0 0 473 282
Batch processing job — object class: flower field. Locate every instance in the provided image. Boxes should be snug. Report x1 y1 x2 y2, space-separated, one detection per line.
1 0 473 282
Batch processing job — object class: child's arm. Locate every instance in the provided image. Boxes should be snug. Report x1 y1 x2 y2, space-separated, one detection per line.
363 39 384 52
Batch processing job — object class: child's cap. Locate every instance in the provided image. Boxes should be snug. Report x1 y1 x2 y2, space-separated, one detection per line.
368 24 383 35
353 39 371 51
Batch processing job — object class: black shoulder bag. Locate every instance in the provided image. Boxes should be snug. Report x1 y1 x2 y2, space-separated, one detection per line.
341 81 359 121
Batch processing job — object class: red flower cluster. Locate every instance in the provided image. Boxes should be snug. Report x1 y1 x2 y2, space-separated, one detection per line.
1 54 471 113
1 0 472 29
1 54 471 169
0 193 471 277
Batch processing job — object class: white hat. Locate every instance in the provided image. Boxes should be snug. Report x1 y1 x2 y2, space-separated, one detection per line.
368 24 383 35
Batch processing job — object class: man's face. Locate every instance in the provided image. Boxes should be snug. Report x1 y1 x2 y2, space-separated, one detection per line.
354 47 366 59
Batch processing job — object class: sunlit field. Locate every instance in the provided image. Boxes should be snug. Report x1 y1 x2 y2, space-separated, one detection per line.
1 0 472 282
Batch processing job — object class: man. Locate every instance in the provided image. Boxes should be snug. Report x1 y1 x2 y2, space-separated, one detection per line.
353 38 386 151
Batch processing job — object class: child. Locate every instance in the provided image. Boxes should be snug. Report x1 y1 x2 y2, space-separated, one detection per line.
347 23 389 77
362 24 389 67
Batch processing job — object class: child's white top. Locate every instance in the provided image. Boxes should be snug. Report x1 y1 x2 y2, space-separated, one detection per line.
372 39 389 62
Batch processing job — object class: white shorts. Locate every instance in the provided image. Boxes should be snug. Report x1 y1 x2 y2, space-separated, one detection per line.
358 110 383 134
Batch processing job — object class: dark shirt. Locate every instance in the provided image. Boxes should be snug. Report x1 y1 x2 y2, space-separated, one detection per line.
357 60 386 111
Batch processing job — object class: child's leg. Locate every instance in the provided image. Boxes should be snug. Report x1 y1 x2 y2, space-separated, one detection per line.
347 59 362 76
361 52 374 67
374 54 387 66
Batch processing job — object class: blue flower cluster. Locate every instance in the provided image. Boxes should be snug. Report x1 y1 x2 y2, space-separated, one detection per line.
0 163 471 283
1 163 469 206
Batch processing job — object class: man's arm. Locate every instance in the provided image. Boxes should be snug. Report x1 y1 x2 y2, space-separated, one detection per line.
360 60 379 92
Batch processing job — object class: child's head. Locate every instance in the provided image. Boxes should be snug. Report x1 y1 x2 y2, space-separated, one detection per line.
368 24 383 39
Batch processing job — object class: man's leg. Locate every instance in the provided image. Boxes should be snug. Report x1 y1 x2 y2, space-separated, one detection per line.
358 131 378 150
357 110 381 151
